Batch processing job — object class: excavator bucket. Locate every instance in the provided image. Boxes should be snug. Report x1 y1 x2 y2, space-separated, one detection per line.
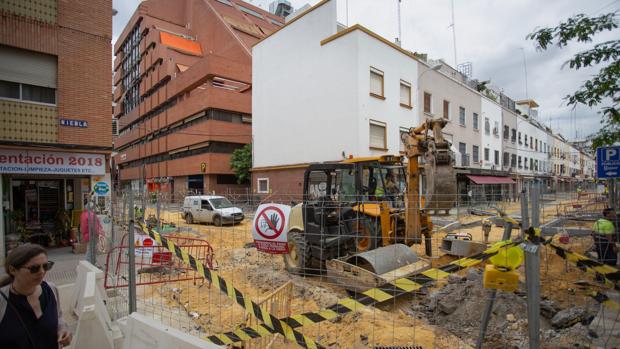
326 244 430 292
424 149 457 214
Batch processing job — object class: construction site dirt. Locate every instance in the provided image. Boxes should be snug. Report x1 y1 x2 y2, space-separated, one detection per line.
117 195 618 349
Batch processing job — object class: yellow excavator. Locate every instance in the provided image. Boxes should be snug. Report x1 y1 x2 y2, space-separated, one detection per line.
283 118 457 290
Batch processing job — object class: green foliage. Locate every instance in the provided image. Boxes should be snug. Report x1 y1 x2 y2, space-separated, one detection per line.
230 143 252 184
527 12 619 148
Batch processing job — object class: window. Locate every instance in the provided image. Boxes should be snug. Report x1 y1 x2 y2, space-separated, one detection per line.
424 92 432 114
369 120 387 149
459 142 467 155
518 132 522 144
530 136 533 149
443 100 450 119
269 18 284 26
0 46 57 104
0 80 19 99
238 5 265 19
530 158 534 170
535 139 538 151
494 150 499 165
525 135 528 147
370 67 384 98
459 107 466 126
493 121 499 136
257 178 269 193
503 152 509 166
484 117 490 135
473 145 479 163
0 80 56 104
511 154 517 167
518 156 522 168
524 157 528 169
400 80 411 108
503 125 509 139
22 84 56 104
399 127 409 152
484 148 490 161
511 129 516 142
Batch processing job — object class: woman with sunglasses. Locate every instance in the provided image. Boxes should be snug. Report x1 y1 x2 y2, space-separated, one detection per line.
0 244 72 348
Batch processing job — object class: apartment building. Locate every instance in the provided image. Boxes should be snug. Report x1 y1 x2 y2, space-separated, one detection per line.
113 0 283 196
0 0 113 261
251 0 595 199
253 0 423 196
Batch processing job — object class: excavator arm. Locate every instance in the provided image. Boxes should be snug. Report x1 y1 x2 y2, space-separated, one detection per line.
402 118 457 255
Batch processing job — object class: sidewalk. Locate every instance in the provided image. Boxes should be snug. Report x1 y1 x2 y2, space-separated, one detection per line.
45 246 106 286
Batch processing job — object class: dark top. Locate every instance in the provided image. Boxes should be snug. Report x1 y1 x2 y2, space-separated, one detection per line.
0 281 59 349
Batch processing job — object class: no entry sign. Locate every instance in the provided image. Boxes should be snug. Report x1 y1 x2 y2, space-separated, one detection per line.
252 204 290 254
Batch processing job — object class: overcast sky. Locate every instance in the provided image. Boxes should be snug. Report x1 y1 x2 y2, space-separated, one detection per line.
113 0 619 140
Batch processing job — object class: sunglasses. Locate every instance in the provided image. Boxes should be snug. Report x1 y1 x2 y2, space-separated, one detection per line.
21 261 54 274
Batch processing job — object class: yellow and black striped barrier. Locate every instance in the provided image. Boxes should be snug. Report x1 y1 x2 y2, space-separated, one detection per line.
135 222 323 349
547 243 620 291
206 239 520 345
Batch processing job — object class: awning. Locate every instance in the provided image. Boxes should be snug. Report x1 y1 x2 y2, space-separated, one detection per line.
466 175 515 185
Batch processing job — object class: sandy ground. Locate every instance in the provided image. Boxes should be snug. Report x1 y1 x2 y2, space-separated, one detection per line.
127 196 616 349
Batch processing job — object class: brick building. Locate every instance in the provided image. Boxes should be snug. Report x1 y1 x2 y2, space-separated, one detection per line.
0 0 113 260
113 0 283 197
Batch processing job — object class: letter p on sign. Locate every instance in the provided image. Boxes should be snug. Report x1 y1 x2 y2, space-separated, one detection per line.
607 148 618 161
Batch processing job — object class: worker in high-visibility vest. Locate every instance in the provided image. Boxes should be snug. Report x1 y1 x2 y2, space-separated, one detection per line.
591 209 618 265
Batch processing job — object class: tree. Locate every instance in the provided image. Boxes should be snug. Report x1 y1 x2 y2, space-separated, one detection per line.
230 143 252 184
527 12 619 148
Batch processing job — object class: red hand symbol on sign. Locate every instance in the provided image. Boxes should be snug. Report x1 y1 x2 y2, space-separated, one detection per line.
255 206 285 239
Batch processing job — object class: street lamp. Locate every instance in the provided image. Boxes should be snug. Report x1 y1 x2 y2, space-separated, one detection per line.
417 63 443 86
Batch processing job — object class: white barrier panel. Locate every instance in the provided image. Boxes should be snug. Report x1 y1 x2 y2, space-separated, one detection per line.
72 260 106 316
70 268 123 349
119 313 223 349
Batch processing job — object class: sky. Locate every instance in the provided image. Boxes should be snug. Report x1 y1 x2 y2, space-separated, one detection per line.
112 0 619 141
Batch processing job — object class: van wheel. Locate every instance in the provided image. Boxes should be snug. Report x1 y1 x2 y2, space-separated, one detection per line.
213 216 222 226
185 213 193 224
284 230 311 274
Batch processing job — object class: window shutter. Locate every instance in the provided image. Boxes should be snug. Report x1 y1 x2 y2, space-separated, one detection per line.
424 93 431 113
370 69 383 96
400 82 410 105
369 122 386 149
0 45 57 88
443 100 449 119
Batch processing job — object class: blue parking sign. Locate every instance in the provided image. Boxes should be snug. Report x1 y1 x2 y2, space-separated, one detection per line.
596 146 620 179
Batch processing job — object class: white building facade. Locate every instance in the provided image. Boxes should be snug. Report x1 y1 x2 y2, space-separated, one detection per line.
253 0 427 195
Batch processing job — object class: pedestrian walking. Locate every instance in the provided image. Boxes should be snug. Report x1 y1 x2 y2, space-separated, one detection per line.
80 204 103 264
0 244 72 348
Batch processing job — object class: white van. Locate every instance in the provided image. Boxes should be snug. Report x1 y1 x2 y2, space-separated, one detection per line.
182 195 244 226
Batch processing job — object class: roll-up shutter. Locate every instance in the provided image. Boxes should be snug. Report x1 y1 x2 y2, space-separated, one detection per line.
0 46 57 88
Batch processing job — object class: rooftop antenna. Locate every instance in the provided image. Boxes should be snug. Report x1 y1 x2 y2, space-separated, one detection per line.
346 0 349 26
396 0 402 46
449 0 458 67
519 47 529 100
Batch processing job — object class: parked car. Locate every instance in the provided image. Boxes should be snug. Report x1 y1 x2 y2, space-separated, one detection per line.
182 195 244 226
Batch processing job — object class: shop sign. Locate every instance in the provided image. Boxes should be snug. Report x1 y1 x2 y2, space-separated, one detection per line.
93 182 110 195
0 149 105 175
60 119 88 128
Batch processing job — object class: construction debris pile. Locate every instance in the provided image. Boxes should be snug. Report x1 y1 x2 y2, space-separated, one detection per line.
414 268 597 348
